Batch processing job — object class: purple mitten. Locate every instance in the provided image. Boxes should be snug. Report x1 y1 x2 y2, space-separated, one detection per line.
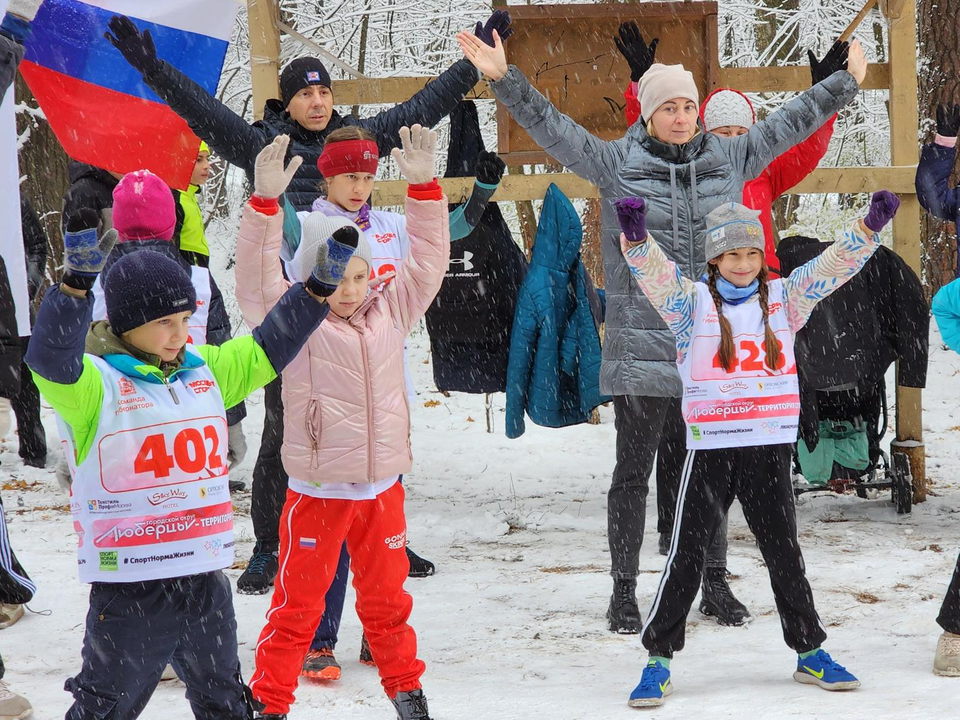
863 190 901 233
616 197 647 242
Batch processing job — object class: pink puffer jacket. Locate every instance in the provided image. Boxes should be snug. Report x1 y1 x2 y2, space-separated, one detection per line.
235 196 449 485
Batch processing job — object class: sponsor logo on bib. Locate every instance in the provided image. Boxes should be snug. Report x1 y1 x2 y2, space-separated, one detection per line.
118 377 137 397
188 379 215 394
99 551 119 571
146 488 188 507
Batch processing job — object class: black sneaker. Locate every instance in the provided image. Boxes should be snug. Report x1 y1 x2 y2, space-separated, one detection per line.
699 567 750 626
229 479 247 492
237 546 279 595
255 715 286 720
606 578 642 634
658 532 671 556
406 546 435 578
359 633 375 666
21 456 45 469
391 689 432 720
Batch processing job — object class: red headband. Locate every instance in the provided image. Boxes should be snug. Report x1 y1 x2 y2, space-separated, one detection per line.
316 139 379 178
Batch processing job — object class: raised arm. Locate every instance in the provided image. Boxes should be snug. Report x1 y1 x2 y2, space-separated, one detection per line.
782 191 896 332
106 15 268 173
616 198 696 359
448 151 504 241
614 21 658 127
457 30 625 189
728 40 864 181
384 126 450 334
916 104 960 222
234 137 303 328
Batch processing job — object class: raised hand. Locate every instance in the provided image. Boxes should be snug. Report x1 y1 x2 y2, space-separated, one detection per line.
307 226 360 297
862 190 900 233
615 197 647 243
63 228 118 292
253 135 303 199
104 15 161 75
845 39 867 86
937 103 960 138
614 21 659 83
474 9 513 47
808 40 849 85
456 29 508 81
476 150 506 185
391 125 438 185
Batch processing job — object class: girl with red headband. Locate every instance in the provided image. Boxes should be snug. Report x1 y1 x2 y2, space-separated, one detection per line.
237 125 451 720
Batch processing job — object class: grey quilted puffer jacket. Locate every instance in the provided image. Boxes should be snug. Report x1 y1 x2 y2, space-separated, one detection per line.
491 67 859 397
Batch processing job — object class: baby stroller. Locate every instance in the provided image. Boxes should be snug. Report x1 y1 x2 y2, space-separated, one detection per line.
776 235 928 516
792 379 912 514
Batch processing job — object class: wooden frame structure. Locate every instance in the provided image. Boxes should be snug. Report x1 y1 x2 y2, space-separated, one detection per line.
246 0 925 497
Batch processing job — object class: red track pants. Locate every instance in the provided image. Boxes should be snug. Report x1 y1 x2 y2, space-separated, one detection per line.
248 483 423 714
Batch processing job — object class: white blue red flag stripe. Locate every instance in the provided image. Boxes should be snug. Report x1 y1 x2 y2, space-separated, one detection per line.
19 0 239 189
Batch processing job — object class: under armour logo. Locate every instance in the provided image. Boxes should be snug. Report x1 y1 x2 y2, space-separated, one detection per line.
449 251 474 271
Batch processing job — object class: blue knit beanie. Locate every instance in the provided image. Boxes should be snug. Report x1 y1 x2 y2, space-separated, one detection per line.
104 251 197 335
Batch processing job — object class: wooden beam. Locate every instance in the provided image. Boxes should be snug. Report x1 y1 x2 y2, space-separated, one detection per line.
371 166 916 206
247 0 282 120
718 64 890 92
330 64 891 106
887 0 925 499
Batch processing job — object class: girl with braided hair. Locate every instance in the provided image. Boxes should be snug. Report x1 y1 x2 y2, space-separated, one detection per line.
614 192 899 707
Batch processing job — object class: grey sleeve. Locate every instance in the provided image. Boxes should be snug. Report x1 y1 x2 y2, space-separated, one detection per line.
0 34 24 96
490 66 625 188
729 69 859 181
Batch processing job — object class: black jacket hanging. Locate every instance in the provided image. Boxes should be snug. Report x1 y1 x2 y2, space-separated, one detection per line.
426 101 527 393
777 235 928 445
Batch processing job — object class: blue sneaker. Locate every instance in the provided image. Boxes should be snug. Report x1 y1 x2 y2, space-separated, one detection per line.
628 662 673 708
793 649 860 691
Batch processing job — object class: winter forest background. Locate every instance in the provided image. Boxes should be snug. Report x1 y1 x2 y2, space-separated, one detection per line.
12 0 959 310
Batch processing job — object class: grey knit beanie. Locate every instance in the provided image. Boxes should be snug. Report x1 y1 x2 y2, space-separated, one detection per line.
292 212 371 284
705 203 764 261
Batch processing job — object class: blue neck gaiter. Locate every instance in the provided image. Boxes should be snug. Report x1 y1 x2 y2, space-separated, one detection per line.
704 274 759 306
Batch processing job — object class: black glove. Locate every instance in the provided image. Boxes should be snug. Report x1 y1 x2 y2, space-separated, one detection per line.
475 151 505 185
104 15 162 76
63 207 101 234
614 21 659 83
808 40 849 86
474 9 513 47
937 103 960 137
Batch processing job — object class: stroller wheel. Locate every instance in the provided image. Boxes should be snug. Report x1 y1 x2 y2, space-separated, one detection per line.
891 453 913 514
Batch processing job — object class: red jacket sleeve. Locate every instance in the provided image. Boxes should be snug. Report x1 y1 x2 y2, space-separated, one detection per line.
766 114 837 198
624 81 640 127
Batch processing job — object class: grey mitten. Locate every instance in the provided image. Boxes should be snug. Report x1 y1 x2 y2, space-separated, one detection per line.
306 226 361 297
63 228 117 292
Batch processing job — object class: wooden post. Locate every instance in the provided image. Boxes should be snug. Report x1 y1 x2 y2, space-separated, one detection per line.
887 0 926 502
247 0 281 121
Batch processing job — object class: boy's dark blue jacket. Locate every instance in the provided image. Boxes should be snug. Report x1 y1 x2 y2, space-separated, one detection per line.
505 184 609 438
916 141 960 276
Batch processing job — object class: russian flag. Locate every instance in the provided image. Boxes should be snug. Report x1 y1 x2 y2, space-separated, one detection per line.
19 0 239 190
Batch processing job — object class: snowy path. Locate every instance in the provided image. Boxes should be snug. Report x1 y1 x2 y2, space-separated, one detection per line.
4 326 959 719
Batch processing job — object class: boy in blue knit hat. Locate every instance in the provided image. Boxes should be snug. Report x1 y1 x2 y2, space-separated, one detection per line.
26 137 357 719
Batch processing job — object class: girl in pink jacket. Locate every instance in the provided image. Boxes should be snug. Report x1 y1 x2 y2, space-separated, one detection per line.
237 125 449 720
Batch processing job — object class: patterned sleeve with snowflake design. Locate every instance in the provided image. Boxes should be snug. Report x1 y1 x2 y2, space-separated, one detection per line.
781 221 881 333
621 233 698 363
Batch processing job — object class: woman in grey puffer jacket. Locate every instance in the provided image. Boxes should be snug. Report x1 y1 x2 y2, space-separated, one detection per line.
458 29 868 633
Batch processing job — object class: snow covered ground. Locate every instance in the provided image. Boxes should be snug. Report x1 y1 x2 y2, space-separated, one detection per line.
4 323 960 719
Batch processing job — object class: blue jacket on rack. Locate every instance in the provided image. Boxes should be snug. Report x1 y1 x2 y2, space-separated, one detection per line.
505 184 609 438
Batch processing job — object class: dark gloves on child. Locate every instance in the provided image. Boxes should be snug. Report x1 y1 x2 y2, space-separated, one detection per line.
474 10 513 47
105 15 161 75
863 191 900 233
937 103 960 138
307 226 361 297
64 207 100 234
476 151 506 185
63 227 117 292
615 197 647 243
808 40 849 85
614 21 659 83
